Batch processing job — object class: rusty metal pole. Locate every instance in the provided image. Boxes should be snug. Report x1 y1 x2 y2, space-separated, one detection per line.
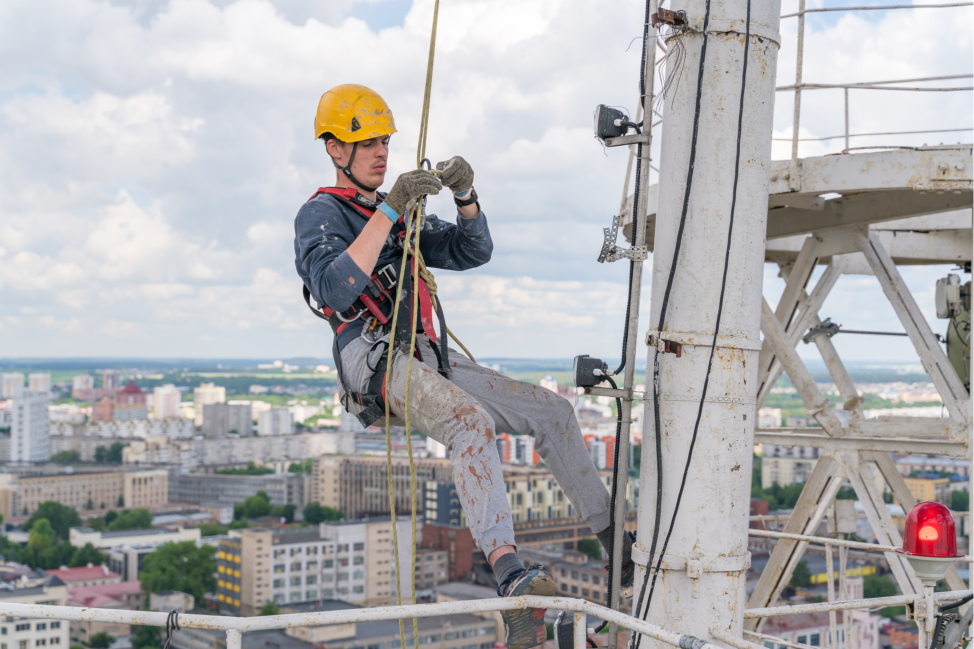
633 0 781 643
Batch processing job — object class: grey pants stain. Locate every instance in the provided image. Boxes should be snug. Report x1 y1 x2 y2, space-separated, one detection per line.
339 334 612 556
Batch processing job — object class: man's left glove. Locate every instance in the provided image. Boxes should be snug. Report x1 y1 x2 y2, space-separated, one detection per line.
435 156 474 194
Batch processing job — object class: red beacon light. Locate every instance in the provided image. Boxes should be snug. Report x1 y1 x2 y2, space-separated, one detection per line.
897 501 962 586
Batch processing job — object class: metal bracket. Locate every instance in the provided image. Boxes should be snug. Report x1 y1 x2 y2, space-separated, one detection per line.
651 8 687 27
607 245 648 262
802 318 840 344
597 215 620 263
646 333 683 357
603 133 650 148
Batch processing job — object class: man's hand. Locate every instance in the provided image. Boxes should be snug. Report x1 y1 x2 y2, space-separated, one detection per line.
381 169 442 217
435 156 474 194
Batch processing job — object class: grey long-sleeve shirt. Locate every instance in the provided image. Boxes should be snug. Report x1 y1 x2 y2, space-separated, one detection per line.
294 192 493 351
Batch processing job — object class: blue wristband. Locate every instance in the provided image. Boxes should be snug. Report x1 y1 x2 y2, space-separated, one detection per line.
376 202 400 224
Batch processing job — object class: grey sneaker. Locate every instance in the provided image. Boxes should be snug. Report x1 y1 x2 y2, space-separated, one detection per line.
498 565 557 649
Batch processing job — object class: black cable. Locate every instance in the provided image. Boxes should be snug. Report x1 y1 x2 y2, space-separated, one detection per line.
595 373 625 633
631 0 751 643
612 0 654 377
928 614 944 649
163 610 180 649
939 593 973 611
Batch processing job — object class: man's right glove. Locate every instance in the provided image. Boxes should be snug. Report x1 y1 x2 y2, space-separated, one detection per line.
377 169 442 223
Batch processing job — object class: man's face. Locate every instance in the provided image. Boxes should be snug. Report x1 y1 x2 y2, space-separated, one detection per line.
329 136 390 190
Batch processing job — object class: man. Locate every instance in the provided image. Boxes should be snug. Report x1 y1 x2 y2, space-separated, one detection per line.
294 84 634 649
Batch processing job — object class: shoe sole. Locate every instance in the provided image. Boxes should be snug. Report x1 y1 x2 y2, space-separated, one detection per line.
502 570 557 649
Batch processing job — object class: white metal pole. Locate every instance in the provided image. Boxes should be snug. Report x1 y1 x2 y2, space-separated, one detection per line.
575 612 588 649
635 0 782 643
791 0 805 188
226 628 242 649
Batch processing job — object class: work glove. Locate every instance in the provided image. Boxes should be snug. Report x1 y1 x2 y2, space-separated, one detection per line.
435 156 474 194
382 169 442 216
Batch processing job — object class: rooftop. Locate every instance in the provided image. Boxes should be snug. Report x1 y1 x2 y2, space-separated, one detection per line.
45 565 118 582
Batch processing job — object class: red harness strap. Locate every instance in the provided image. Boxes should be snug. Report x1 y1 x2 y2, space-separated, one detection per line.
306 186 437 343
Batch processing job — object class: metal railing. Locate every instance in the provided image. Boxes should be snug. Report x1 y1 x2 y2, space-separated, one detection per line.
779 0 973 175
0 598 720 649
748 528 972 649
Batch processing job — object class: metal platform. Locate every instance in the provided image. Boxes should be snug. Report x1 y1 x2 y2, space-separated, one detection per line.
621 146 973 265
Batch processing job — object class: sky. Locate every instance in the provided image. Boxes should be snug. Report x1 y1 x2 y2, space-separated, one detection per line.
0 0 970 362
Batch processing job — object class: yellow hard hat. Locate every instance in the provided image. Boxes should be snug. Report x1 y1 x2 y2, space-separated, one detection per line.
314 84 397 143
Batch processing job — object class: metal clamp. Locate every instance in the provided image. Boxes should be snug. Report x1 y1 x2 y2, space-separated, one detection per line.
646 333 683 357
802 318 840 344
598 215 620 263
607 245 649 262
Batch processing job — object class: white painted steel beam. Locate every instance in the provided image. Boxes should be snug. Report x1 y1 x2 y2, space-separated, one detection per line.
634 0 781 643
753 431 968 457
760 298 845 435
856 231 971 425
744 456 845 632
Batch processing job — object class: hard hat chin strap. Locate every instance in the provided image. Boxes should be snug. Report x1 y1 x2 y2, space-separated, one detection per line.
337 141 380 194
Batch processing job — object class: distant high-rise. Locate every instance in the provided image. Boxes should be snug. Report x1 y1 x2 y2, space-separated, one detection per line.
202 403 252 437
28 373 51 394
72 375 94 392
114 381 148 420
101 370 119 390
9 391 50 463
193 383 226 426
153 384 182 419
257 408 293 436
1 373 25 399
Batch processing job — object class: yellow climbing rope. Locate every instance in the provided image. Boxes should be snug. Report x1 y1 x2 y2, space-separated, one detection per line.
378 2 470 649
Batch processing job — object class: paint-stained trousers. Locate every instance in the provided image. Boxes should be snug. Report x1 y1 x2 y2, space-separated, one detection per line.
339 334 612 555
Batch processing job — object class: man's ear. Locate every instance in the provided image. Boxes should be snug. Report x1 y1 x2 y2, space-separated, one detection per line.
325 138 347 167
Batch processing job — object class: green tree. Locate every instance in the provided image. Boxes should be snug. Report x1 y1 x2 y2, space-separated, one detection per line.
131 626 160 649
288 459 313 475
951 490 969 514
104 511 119 526
52 450 81 463
214 462 274 476
302 502 343 525
139 541 216 603
22 519 72 569
863 574 898 599
106 442 126 463
259 601 280 616
271 504 296 523
789 560 812 588
68 543 108 568
577 538 602 561
24 502 81 540
107 509 153 531
199 523 228 537
88 632 115 649
235 492 272 520
89 518 106 532
94 446 108 463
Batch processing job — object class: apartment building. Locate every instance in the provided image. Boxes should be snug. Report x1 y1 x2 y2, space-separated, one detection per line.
761 445 823 488
0 579 70 649
193 383 226 426
414 547 449 591
50 418 195 440
282 601 497 649
549 551 609 604
202 403 253 438
762 612 879 649
311 455 453 520
421 524 476 583
903 473 952 505
217 518 415 616
123 432 349 471
8 391 50 463
72 526 201 551
0 468 168 520
168 472 306 510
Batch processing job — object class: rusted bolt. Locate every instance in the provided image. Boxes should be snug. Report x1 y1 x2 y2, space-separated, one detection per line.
955 163 965 171
770 174 778 181
782 172 790 180
937 162 949 172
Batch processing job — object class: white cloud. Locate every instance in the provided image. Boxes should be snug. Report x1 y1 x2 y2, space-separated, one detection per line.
0 0 967 361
